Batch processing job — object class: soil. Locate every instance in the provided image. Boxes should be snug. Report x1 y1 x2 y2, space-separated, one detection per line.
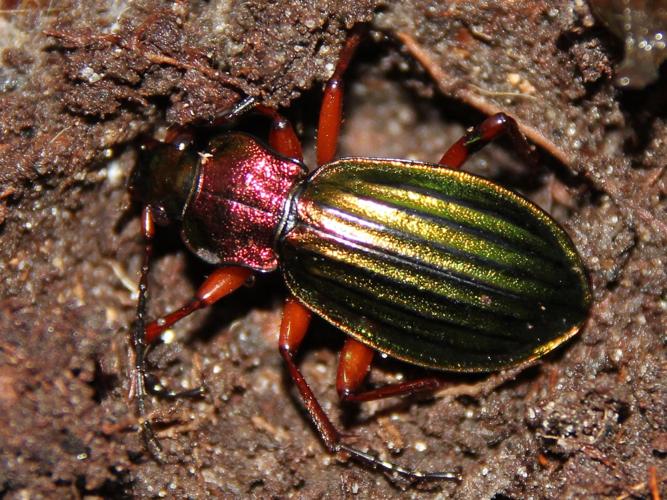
0 1 665 498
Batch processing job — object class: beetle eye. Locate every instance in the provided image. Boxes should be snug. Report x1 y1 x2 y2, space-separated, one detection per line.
151 205 171 226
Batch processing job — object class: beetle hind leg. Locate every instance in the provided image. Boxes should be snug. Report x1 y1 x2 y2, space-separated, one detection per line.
279 298 460 481
439 112 538 170
336 338 444 403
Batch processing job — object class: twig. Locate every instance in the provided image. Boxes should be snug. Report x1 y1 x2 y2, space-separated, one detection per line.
394 31 571 167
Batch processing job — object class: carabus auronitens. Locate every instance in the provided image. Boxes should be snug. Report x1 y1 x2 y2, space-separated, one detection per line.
129 30 591 480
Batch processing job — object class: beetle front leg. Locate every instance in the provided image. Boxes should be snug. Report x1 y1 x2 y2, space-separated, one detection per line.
141 265 251 404
439 113 538 170
279 298 460 481
336 338 443 403
144 266 252 344
131 245 251 456
254 105 304 161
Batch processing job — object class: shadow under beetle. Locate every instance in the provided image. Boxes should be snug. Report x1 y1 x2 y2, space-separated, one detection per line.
129 29 591 480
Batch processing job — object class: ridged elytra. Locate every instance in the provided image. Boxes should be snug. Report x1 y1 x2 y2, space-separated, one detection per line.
281 157 590 372
130 28 591 481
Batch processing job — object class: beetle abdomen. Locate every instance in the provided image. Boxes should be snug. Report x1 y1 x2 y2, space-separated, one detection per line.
279 159 591 371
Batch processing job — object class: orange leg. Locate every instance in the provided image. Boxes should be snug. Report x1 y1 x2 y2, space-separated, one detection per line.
336 338 374 399
316 29 363 166
139 265 252 402
278 297 340 450
336 338 444 403
279 297 460 481
140 265 251 402
144 266 252 344
211 97 304 161
254 105 304 161
439 112 538 170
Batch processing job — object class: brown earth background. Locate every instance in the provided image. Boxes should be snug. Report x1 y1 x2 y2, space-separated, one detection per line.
0 1 665 498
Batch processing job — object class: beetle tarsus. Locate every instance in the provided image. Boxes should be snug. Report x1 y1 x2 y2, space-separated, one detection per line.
338 443 462 482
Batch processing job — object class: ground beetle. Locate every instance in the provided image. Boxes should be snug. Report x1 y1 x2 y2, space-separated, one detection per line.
129 30 592 480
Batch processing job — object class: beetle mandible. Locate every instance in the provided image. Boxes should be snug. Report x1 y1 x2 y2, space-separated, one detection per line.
129 29 591 480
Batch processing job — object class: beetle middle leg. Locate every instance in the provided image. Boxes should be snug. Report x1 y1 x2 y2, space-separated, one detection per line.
279 298 460 481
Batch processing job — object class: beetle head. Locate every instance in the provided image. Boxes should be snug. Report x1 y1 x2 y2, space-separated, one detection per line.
131 132 199 226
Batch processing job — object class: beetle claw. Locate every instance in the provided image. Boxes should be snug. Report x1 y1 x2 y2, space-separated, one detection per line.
144 373 207 400
220 95 257 121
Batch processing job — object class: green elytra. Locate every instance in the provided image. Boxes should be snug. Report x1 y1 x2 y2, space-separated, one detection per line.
281 158 591 371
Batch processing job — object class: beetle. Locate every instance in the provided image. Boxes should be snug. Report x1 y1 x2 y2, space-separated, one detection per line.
128 30 591 480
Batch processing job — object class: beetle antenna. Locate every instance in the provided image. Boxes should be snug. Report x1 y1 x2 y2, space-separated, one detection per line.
129 205 167 462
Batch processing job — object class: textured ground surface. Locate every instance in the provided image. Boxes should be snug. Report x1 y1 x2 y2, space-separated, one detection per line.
0 1 665 498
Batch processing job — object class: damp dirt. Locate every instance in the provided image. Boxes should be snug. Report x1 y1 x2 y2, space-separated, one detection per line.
0 1 665 498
